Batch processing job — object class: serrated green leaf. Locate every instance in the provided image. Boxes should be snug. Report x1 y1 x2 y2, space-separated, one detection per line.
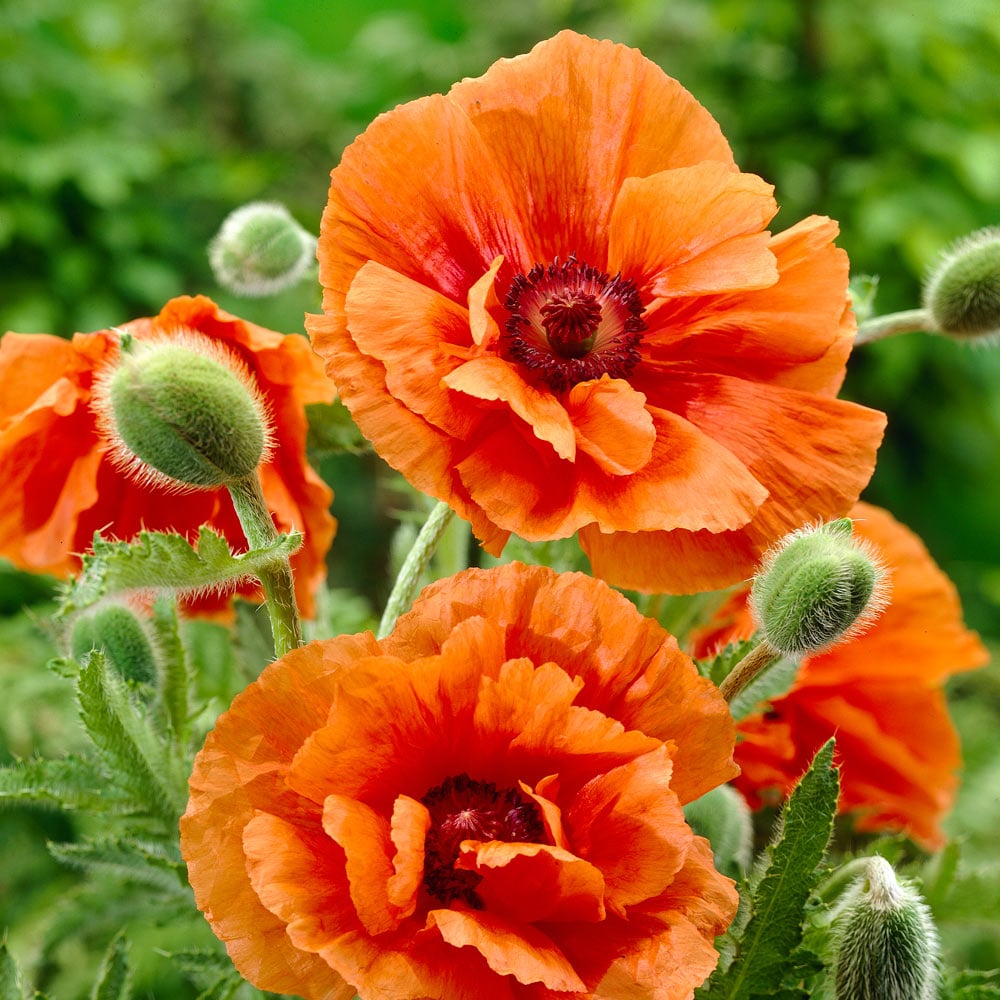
698 740 840 1000
306 399 370 456
0 755 131 813
150 595 191 744
48 837 189 895
90 931 130 1000
76 651 187 821
0 943 25 1000
57 527 302 617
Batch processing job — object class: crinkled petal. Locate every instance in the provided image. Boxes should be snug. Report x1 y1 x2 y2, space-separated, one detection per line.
427 908 586 991
609 163 778 297
449 31 735 266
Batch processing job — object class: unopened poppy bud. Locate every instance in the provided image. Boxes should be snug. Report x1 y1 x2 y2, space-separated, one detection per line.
93 331 273 491
71 604 157 684
924 226 1000 342
209 201 317 298
750 518 888 656
834 856 940 1000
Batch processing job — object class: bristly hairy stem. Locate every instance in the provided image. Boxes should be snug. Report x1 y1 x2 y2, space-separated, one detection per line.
228 473 303 657
854 308 934 345
378 501 456 640
719 640 782 704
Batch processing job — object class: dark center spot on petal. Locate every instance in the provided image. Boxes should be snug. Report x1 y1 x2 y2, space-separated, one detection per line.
420 773 545 908
503 255 646 392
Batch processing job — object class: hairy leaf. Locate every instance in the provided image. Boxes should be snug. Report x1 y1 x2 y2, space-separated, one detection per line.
76 651 188 821
150 595 191 744
58 527 301 617
0 755 131 813
48 837 189 896
90 931 130 1000
0 943 25 1000
698 740 840 999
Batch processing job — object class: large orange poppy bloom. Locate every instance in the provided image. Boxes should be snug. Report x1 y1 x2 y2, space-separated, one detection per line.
306 31 886 594
181 563 739 999
690 503 988 849
0 295 335 617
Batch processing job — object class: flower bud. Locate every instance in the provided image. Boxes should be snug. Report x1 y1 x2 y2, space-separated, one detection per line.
93 331 273 491
750 519 888 656
923 226 1000 342
834 855 940 1000
71 604 157 684
209 201 317 298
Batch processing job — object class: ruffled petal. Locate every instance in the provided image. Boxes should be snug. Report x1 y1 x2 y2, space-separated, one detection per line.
322 795 400 936
566 377 655 476
457 840 606 924
449 31 735 266
444 355 576 460
567 747 691 916
608 163 778 297
427 908 586 991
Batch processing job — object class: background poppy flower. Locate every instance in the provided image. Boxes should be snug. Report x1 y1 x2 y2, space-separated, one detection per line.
181 563 738 999
306 30 886 594
691 502 989 848
0 295 335 617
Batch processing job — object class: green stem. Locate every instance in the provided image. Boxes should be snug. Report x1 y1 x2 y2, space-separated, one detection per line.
228 473 303 657
855 308 934 346
718 640 781 704
378 501 456 640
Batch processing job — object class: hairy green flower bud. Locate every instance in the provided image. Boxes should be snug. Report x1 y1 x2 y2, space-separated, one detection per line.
924 226 1000 342
750 519 888 656
71 604 157 684
93 331 273 491
209 201 317 298
834 856 940 1000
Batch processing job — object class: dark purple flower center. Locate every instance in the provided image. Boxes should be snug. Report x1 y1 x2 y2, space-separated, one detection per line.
420 773 545 907
503 255 646 392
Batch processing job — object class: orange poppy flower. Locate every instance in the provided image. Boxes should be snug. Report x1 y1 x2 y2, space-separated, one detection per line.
0 295 335 617
306 30 886 594
690 503 989 848
181 563 739 999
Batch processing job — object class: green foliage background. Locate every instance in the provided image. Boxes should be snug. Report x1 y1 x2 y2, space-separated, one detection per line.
1 0 999 997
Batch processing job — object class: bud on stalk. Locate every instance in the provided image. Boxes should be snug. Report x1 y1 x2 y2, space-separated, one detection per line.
834 855 940 1000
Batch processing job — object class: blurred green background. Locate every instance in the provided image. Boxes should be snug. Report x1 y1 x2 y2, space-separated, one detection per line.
2 0 999 995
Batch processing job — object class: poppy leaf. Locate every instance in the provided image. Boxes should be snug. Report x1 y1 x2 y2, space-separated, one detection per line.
698 739 839 999
76 651 188 822
57 526 302 618
47 837 189 897
0 754 131 814
0 942 26 1000
90 930 131 1000
149 595 191 746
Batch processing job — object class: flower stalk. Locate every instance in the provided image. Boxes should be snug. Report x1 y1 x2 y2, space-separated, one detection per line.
227 473 303 656
718 639 781 704
855 308 934 345
377 500 456 639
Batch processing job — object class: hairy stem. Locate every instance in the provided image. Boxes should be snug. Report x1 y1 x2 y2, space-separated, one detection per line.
378 501 456 640
228 473 303 657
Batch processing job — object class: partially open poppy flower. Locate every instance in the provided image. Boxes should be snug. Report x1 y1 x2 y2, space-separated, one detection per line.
0 295 335 617
181 563 738 999
691 503 989 848
306 30 886 594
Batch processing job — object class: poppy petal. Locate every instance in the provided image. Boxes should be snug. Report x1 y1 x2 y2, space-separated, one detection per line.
427 908 586 991
609 162 779 297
